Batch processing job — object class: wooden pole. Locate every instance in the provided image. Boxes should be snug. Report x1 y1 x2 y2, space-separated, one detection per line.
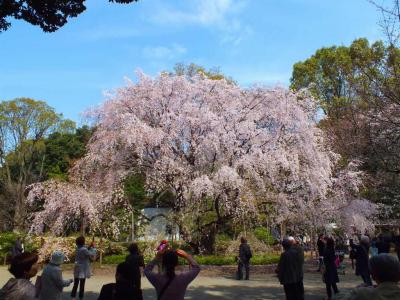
131 211 135 242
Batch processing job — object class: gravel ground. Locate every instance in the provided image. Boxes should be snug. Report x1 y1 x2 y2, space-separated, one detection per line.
0 265 363 300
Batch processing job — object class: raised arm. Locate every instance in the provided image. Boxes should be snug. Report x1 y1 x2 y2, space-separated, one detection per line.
176 249 200 283
144 252 162 287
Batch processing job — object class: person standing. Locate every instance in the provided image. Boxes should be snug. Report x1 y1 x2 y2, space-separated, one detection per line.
237 237 252 280
370 237 379 257
125 243 145 289
323 238 339 300
291 237 305 299
350 236 372 286
71 236 97 300
144 249 200 300
393 229 400 261
317 234 326 272
39 251 73 300
98 262 143 300
338 254 400 300
0 252 39 300
277 238 303 300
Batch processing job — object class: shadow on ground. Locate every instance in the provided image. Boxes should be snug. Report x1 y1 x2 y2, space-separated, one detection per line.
61 281 347 300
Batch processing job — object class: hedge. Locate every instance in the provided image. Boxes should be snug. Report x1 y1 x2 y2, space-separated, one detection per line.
102 254 280 265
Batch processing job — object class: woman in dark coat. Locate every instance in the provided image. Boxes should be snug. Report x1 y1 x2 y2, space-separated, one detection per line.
323 237 339 300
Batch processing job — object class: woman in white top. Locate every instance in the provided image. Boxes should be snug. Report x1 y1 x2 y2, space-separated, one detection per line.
71 236 96 300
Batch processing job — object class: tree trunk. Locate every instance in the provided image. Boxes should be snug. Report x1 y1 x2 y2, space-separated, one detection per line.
99 235 103 267
200 226 217 254
80 215 87 236
280 222 286 240
12 184 26 230
131 210 135 243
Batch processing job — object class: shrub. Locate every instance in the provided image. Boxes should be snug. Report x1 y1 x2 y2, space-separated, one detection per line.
215 234 232 255
0 232 20 261
32 236 77 263
104 242 126 256
251 254 280 265
103 253 127 264
253 227 276 246
225 233 270 256
194 255 236 265
101 253 279 265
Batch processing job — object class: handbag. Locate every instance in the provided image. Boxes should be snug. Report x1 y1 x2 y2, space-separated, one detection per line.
335 256 340 268
320 263 326 283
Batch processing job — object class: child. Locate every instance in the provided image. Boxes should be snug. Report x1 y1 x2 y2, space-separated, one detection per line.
39 251 73 300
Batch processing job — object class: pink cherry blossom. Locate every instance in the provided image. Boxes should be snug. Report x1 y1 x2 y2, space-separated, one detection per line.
26 72 376 237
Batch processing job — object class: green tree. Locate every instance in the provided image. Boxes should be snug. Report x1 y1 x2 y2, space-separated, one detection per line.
43 126 93 180
0 98 74 229
291 38 400 218
166 63 236 84
0 0 138 33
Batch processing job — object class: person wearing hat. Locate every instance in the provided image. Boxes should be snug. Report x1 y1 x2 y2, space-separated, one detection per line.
39 251 73 300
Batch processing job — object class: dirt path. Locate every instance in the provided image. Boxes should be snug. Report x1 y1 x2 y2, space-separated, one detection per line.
0 266 362 299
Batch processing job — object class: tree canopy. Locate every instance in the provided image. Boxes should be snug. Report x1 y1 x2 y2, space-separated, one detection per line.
0 0 138 33
26 72 374 252
291 38 400 219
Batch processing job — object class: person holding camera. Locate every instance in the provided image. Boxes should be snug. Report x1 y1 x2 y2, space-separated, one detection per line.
144 246 200 300
71 236 97 300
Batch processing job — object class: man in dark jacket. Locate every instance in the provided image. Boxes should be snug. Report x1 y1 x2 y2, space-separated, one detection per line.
237 237 252 280
277 239 304 300
98 262 143 300
290 237 304 299
125 243 145 289
350 236 372 286
376 234 390 254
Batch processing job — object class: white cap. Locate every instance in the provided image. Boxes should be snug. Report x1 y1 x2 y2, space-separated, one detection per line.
50 251 65 265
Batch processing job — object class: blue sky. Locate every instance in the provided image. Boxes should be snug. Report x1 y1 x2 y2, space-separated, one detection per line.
0 0 383 123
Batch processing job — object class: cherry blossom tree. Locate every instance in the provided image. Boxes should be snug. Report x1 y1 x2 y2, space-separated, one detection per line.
26 179 130 238
26 72 375 252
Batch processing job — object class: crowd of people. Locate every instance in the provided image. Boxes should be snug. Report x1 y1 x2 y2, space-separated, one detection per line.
0 236 200 300
312 233 400 300
1 233 400 300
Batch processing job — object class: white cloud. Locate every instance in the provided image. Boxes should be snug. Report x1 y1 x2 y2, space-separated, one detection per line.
142 43 187 60
150 0 251 46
